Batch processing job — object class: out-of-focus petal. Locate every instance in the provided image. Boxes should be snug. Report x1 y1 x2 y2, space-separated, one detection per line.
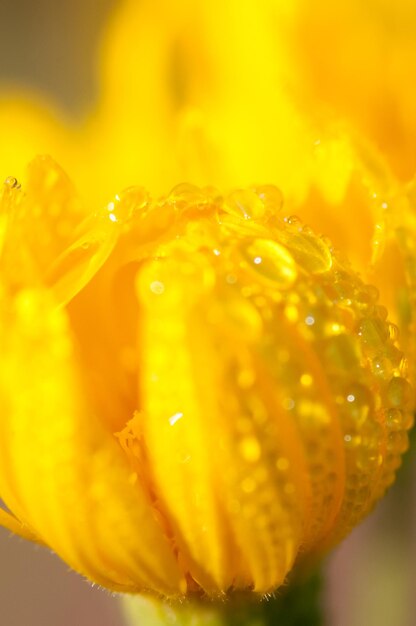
0 289 185 595
0 97 71 180
93 0 349 204
292 0 416 181
0 507 43 544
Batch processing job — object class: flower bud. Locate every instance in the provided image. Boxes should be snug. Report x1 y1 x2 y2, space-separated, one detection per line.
0 158 413 597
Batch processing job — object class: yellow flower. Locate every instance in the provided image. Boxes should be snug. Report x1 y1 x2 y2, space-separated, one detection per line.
0 0 415 606
0 158 413 597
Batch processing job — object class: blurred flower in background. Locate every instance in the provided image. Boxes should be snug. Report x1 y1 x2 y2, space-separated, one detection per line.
0 0 416 625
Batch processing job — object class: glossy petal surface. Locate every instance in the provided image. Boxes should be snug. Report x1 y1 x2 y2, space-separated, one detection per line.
2 177 410 595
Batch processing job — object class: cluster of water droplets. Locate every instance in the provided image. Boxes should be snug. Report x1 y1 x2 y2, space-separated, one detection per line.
112 180 414 585
2 164 413 592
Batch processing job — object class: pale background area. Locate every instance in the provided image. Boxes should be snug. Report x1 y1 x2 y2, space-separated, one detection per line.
0 0 115 116
0 1 415 625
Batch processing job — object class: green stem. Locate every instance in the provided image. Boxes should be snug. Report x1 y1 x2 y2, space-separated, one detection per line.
122 571 323 626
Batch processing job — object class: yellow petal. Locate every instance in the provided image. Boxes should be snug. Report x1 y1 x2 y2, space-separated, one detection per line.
0 507 43 544
0 288 184 595
136 251 236 592
136 248 309 592
0 97 73 184
92 0 329 202
293 0 416 181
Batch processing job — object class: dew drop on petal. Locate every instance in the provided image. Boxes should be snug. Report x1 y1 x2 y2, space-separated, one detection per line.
168 183 206 211
107 186 149 224
224 189 266 221
276 230 333 274
4 176 21 190
386 408 404 431
387 377 413 410
241 238 297 288
357 318 389 356
253 184 284 212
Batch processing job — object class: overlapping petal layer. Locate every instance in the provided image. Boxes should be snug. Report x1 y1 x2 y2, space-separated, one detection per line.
1 161 412 596
0 0 415 603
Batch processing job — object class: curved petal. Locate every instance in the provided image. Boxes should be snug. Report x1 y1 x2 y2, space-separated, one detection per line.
0 96 74 184
136 252 238 592
0 507 43 544
0 156 87 288
0 157 139 307
0 288 185 595
135 246 311 593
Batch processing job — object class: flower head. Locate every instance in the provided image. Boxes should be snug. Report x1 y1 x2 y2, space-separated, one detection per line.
0 157 412 597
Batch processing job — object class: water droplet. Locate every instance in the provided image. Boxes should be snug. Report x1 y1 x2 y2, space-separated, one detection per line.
320 235 333 249
357 318 388 356
150 280 165 295
217 213 268 237
386 430 404 453
387 377 413 410
372 355 393 378
169 183 206 210
107 186 149 224
388 323 399 342
399 355 409 378
224 189 266 221
240 238 297 288
333 278 354 305
286 215 301 226
275 230 333 274
386 408 404 432
4 176 21 189
301 225 313 235
253 185 284 212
